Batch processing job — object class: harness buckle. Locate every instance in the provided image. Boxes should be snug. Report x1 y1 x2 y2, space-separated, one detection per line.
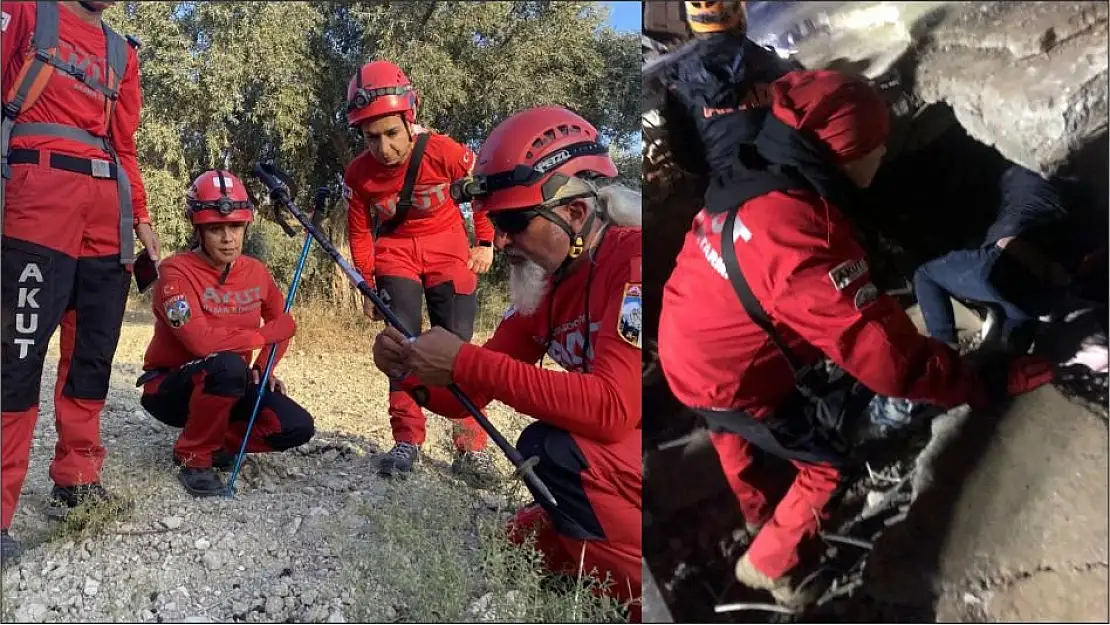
90 159 112 178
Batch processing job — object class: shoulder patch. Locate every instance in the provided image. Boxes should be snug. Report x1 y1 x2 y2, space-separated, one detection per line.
854 282 880 310
618 283 642 350
342 181 353 199
164 294 191 328
503 304 517 320
1 12 10 33
828 258 868 291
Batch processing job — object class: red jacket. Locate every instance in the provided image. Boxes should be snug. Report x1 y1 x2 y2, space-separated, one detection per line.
402 227 642 444
659 195 984 416
144 252 291 373
1 1 148 223
343 132 495 281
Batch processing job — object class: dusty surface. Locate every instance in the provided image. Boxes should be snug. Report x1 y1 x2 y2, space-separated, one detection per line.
0 308 620 624
790 1 1109 176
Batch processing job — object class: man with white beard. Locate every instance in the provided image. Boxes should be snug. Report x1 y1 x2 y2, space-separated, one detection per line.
371 106 643 619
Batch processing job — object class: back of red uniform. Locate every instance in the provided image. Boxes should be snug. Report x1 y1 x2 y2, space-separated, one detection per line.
1 0 148 218
144 252 286 371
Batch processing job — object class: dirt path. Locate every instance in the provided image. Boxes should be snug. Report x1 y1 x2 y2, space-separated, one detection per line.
1 308 616 624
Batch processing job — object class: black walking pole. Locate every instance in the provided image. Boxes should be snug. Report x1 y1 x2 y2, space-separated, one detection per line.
252 161 557 508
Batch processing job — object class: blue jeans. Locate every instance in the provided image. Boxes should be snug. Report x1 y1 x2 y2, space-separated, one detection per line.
913 244 1033 345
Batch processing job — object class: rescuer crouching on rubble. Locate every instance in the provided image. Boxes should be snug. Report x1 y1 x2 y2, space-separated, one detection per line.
371 106 644 619
657 69 1057 609
137 170 316 497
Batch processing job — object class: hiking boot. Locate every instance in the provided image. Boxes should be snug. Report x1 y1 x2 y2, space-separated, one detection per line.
44 483 128 521
178 467 227 498
173 449 237 472
734 551 822 610
379 442 420 477
1 530 20 568
451 449 499 488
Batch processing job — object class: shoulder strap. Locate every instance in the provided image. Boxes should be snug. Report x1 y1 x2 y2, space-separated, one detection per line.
376 131 431 238
2 2 60 122
720 207 808 379
100 23 129 136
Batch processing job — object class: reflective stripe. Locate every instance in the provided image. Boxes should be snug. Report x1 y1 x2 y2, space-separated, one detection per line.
9 122 110 151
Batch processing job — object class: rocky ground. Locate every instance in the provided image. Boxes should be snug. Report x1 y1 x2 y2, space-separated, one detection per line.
0 306 621 624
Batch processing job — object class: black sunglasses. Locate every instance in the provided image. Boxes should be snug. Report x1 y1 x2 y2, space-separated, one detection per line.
489 209 541 235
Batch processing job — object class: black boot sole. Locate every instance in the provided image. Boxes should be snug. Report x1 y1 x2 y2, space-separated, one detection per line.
178 472 228 498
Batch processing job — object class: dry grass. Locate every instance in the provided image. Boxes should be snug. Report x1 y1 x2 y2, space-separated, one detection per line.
114 291 627 623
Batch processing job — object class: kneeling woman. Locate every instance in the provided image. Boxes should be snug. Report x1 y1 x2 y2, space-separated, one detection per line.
139 170 315 497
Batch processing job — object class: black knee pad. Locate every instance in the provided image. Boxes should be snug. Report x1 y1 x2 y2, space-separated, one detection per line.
453 292 477 342
516 422 605 541
424 281 457 331
267 423 316 451
200 352 250 397
377 276 425 335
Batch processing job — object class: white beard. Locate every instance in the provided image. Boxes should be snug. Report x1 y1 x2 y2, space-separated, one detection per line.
508 258 550 317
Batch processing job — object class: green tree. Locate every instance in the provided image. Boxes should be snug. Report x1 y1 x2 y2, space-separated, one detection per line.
111 1 639 307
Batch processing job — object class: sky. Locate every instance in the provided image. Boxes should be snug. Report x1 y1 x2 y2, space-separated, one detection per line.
604 1 642 33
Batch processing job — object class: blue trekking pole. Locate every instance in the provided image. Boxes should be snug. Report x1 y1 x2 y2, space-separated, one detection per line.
225 186 331 496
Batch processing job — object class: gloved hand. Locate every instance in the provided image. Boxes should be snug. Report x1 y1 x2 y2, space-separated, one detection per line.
970 351 1056 406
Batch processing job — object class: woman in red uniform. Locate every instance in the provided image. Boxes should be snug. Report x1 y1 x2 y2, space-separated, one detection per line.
139 170 315 497
371 106 644 620
342 59 496 481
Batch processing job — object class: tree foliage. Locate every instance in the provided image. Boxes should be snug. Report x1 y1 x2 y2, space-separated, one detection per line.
109 1 640 301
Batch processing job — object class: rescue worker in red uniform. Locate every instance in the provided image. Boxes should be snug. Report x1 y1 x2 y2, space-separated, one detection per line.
1 0 160 565
371 106 643 620
657 70 1056 607
138 170 315 497
342 60 498 480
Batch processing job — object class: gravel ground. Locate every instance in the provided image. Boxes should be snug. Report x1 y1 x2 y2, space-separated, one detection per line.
0 306 617 624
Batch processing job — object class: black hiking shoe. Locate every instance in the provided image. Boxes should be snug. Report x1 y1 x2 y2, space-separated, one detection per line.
451 449 499 488
1 530 20 568
173 449 237 472
178 467 227 498
378 442 420 477
44 483 129 521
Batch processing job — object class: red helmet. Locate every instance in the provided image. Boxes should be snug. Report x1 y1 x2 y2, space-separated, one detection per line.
186 170 254 225
455 106 618 214
345 60 420 128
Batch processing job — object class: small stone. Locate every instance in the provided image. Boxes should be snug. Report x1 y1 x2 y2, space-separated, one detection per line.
161 516 184 530
182 617 212 624
18 602 49 622
84 577 100 596
194 538 211 551
164 602 178 612
963 592 982 605
308 506 330 517
287 516 303 536
326 609 347 623
265 595 284 614
305 605 330 622
202 552 222 570
140 609 155 621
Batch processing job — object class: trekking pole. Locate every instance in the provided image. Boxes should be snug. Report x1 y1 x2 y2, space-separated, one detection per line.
252 161 557 508
224 185 331 497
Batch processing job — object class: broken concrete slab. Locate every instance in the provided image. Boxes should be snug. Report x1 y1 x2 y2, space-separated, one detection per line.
866 384 1109 620
916 1 1109 176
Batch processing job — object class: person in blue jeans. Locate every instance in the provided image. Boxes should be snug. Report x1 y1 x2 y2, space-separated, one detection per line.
914 165 1100 353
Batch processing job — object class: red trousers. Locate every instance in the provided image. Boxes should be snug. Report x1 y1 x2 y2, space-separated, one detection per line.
510 422 642 620
140 352 315 468
709 430 842 579
376 225 486 452
2 164 130 529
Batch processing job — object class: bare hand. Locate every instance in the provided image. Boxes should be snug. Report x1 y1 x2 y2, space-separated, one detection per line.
251 369 286 394
468 246 493 274
373 326 410 379
362 297 385 321
404 326 464 386
135 222 162 264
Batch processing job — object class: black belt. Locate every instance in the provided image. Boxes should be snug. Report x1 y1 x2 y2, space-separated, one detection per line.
7 148 118 180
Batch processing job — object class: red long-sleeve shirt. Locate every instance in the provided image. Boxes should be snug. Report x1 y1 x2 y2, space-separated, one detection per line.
658 193 985 416
144 252 290 373
1 1 148 223
343 131 494 281
402 227 642 444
